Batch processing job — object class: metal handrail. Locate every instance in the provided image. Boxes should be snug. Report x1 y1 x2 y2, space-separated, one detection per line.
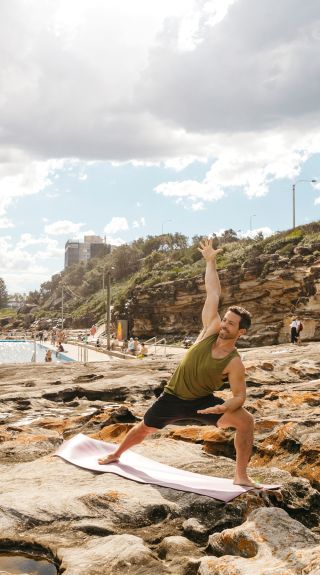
144 336 156 344
155 337 167 357
77 344 88 364
143 336 167 356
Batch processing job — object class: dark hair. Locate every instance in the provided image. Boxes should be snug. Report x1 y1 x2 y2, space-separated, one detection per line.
227 306 252 330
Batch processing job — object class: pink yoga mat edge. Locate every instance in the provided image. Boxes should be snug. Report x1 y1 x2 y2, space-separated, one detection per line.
56 433 281 502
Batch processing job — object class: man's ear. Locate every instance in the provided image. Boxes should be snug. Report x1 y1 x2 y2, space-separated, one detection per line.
238 328 247 338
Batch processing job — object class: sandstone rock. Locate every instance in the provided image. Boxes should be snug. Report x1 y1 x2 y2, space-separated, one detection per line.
0 344 319 574
59 534 165 575
126 260 320 347
200 507 320 575
182 518 209 543
158 535 200 559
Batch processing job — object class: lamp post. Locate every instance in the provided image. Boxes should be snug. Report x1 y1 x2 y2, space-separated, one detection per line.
249 214 256 231
161 219 172 235
102 266 106 337
106 270 111 351
61 283 64 330
292 179 317 229
103 266 114 350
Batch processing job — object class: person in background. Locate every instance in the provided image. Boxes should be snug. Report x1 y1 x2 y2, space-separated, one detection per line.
137 342 148 359
134 337 140 355
296 317 304 345
290 317 299 344
128 337 135 355
45 349 52 362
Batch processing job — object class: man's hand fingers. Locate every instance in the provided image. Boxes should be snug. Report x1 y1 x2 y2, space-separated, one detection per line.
197 407 220 414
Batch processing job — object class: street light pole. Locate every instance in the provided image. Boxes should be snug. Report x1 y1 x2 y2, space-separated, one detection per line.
61 284 64 330
106 271 111 350
292 179 317 229
102 266 106 337
250 214 256 231
161 219 172 235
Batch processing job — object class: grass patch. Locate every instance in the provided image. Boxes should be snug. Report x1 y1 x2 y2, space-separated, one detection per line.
0 308 17 319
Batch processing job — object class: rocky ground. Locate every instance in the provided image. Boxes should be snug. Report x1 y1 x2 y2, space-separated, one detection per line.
0 342 319 574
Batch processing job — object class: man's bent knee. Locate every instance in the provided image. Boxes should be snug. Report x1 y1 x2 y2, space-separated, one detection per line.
218 407 254 430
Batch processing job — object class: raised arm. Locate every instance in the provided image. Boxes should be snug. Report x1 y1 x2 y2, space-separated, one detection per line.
195 238 222 343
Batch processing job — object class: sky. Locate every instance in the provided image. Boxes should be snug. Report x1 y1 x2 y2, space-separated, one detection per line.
1 0 320 293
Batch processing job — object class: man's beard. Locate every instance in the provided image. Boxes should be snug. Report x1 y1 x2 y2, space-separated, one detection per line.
219 328 233 340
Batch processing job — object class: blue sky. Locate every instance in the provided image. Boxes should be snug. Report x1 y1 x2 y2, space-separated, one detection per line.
1 0 320 293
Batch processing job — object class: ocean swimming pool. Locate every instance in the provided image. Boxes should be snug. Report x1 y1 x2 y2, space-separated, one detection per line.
0 341 74 364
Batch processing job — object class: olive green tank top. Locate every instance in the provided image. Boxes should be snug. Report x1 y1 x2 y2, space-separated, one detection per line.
164 333 240 400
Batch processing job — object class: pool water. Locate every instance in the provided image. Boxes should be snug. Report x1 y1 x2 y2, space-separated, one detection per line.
0 341 74 364
0 553 57 574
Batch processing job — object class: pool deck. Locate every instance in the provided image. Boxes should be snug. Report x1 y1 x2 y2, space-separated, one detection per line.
40 339 185 364
39 341 116 363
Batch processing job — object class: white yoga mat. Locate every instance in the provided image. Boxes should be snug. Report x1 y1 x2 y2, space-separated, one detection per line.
56 433 281 502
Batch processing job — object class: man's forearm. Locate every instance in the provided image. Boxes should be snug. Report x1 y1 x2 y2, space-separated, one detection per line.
205 258 221 297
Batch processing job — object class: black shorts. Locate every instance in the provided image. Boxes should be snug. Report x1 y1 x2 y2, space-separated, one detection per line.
143 392 224 430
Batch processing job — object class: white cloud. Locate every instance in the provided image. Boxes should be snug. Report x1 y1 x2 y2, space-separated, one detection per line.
104 235 126 246
16 234 64 258
164 156 207 171
190 202 205 211
132 217 146 228
1 0 320 293
314 182 320 204
0 236 51 292
72 229 97 240
155 130 320 206
238 226 274 239
44 220 85 235
155 179 225 202
104 217 129 235
0 218 14 229
174 0 238 52
0 232 66 291
0 0 319 197
46 191 60 198
0 156 64 215
141 0 320 135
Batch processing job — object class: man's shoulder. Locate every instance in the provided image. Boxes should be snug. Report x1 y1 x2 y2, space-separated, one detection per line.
226 354 245 374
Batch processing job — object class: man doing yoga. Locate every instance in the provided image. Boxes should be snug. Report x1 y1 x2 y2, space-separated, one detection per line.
98 238 255 487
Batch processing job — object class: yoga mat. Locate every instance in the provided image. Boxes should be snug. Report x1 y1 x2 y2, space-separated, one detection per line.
56 433 281 502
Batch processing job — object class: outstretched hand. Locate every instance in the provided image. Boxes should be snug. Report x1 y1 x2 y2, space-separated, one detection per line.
198 238 223 262
197 404 226 415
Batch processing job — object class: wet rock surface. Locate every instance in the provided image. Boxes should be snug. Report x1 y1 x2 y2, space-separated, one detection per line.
0 342 319 573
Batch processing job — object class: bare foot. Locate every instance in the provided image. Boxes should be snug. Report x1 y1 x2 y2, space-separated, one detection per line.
233 477 263 488
98 452 120 465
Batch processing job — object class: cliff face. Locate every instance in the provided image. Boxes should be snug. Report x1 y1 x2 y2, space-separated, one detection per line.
128 256 320 346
